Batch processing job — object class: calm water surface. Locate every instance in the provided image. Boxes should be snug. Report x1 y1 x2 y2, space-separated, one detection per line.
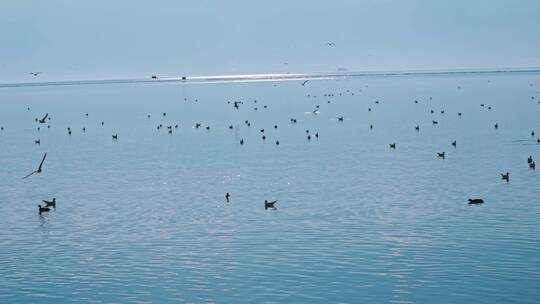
0 74 539 303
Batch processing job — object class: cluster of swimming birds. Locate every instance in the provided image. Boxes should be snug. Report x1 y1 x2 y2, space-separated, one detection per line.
6 80 539 214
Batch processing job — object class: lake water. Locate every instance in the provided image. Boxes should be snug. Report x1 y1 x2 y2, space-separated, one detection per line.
0 73 539 303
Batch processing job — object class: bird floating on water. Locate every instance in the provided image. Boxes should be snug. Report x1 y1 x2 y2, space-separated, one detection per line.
38 205 50 214
265 200 277 210
42 198 56 209
468 198 484 205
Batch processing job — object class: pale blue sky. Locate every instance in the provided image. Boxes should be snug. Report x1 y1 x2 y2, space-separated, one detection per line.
1 0 539 82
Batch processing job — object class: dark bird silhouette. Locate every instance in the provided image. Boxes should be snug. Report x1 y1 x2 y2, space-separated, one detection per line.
301 80 309 86
22 152 47 179
452 140 457 147
38 113 48 124
42 198 56 209
528 156 533 164
34 139 40 145
530 161 536 170
265 200 277 210
531 130 535 137
389 143 396 149
415 125 419 131
240 139 244 145
38 205 50 214
30 72 42 76
437 152 445 159
225 192 230 203
337 116 344 122
276 140 280 145
501 172 510 182
494 123 498 129
468 198 484 205
432 120 438 125
112 134 118 140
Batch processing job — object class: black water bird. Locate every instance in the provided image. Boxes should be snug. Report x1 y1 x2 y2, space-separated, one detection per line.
494 123 498 129
225 192 230 203
38 205 50 214
389 143 396 149
532 130 535 137
276 140 280 145
22 152 47 179
112 134 118 140
432 120 438 125
42 198 56 209
468 198 484 205
34 139 40 144
530 161 536 170
528 156 533 164
415 125 419 131
437 152 445 159
262 135 266 140
240 139 244 145
265 200 277 210
501 172 510 182
451 140 456 147
337 116 344 122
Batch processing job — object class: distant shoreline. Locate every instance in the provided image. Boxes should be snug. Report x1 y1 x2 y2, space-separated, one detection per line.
1 67 540 89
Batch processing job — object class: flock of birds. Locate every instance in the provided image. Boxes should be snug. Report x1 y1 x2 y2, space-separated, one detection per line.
4 77 539 215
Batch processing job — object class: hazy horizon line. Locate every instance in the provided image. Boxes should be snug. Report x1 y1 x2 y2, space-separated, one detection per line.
1 66 539 89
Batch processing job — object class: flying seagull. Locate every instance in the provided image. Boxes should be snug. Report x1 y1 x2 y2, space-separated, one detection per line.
22 152 47 179
38 113 48 124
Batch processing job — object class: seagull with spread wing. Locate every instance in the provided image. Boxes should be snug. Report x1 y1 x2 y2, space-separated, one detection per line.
22 152 47 179
38 113 48 124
